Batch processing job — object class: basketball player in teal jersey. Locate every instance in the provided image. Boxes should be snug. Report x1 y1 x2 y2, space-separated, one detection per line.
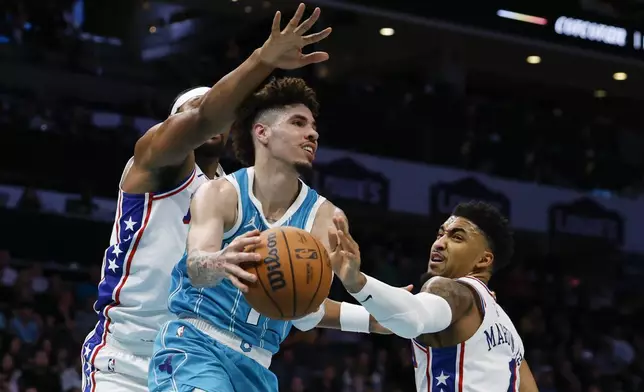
148 9 392 392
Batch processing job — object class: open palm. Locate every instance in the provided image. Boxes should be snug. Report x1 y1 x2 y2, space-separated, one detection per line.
258 3 332 70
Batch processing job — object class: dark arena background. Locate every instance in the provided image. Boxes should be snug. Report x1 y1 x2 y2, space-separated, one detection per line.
1 0 644 391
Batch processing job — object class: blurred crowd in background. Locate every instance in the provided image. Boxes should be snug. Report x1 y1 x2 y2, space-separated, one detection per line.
1 0 644 392
0 227 643 392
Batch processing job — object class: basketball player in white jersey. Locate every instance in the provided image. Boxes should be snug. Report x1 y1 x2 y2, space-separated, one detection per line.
330 201 540 391
81 4 333 391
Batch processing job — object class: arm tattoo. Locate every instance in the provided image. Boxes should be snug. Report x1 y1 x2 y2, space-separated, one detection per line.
422 277 475 321
186 249 225 288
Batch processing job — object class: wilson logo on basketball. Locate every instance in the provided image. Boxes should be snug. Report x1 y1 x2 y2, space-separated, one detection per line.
264 232 287 292
294 248 318 260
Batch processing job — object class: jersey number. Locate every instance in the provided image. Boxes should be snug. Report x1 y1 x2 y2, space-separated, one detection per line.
246 308 261 326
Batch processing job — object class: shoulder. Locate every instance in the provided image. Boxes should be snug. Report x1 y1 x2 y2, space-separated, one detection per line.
191 178 238 224
421 277 476 301
313 200 345 225
133 122 163 157
194 177 237 203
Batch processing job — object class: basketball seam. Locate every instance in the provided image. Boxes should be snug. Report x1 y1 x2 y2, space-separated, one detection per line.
254 264 285 319
280 229 298 318
304 238 326 314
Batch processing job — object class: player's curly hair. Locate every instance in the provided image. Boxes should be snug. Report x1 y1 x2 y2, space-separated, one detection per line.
453 201 514 273
232 77 319 166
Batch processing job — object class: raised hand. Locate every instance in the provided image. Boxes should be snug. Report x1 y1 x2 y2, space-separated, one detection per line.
187 230 262 291
258 3 332 70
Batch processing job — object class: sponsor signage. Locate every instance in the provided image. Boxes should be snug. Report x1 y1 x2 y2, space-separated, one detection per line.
1 146 642 252
311 157 389 209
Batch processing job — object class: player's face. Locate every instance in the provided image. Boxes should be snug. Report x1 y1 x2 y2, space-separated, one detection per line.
427 216 493 279
178 96 230 158
261 104 318 169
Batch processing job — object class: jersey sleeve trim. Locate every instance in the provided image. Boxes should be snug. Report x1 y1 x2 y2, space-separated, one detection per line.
118 157 197 199
152 168 196 200
456 276 490 315
304 196 327 232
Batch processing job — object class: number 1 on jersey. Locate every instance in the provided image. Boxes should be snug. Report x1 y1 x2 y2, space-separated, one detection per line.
246 308 261 326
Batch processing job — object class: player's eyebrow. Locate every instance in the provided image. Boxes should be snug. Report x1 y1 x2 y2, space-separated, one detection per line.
291 114 317 130
438 226 470 236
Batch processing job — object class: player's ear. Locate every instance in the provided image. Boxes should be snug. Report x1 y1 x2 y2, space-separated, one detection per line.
254 123 269 146
475 251 493 271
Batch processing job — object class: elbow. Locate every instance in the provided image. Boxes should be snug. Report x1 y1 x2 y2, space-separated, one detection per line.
378 312 424 339
394 329 420 340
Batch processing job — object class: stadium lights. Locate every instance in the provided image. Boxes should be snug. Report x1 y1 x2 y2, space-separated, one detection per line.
594 89 607 98
379 28 395 36
613 72 627 81
526 55 541 64
149 26 157 34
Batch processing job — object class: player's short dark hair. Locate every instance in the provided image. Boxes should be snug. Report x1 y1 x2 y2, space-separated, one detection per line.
232 77 319 166
452 201 514 272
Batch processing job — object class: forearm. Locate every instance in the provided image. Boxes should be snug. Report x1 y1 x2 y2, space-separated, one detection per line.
186 249 224 288
197 50 273 135
346 274 452 339
292 299 373 333
317 299 382 333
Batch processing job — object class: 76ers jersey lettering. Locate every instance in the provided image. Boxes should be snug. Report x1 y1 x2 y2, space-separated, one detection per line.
167 167 326 356
84 160 215 361
411 277 523 392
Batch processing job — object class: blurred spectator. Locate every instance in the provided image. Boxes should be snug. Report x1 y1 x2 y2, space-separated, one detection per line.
310 365 341 392
9 303 40 345
0 251 17 288
59 360 81 392
20 350 61 392
16 188 40 213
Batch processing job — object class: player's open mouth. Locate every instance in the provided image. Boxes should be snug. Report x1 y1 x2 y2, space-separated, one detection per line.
301 144 315 159
430 252 445 263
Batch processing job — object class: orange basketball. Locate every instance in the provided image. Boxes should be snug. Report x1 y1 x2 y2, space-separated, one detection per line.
242 227 332 320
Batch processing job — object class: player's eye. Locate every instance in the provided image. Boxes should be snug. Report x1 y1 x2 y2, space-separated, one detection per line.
453 235 464 241
436 232 443 239
293 120 305 127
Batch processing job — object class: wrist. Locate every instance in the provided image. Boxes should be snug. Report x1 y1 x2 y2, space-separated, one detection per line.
343 273 367 293
252 48 277 71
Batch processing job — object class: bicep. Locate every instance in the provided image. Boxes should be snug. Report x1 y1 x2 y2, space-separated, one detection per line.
518 360 539 392
309 200 343 253
423 277 476 324
134 110 204 169
187 181 233 252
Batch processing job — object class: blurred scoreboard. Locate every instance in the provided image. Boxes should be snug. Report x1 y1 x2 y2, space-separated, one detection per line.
338 0 644 60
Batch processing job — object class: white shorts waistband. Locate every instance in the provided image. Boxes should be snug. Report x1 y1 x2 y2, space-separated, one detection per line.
182 317 272 369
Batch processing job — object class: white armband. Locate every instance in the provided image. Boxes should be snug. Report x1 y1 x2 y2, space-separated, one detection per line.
339 302 370 333
350 274 452 339
291 303 326 331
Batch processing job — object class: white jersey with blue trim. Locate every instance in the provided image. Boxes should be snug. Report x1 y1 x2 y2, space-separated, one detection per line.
84 158 223 358
411 277 524 392
167 167 327 356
